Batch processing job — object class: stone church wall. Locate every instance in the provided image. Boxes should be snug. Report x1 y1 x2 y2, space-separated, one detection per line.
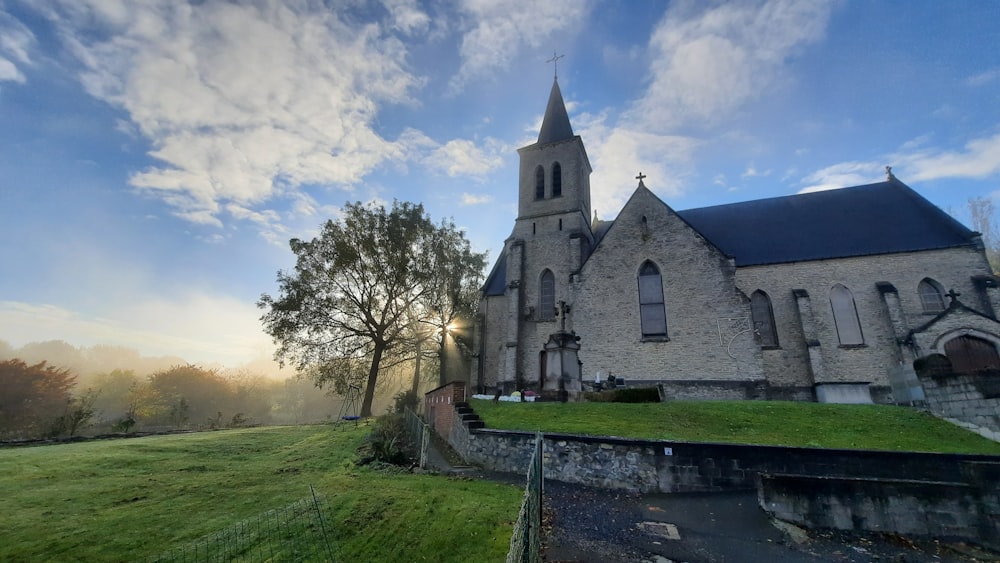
571 188 764 384
477 294 509 391
736 246 990 390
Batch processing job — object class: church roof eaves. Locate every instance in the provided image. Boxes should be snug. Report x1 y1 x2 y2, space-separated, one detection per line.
678 179 977 267
907 298 998 339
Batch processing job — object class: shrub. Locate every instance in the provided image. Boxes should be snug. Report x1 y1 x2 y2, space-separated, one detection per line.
357 413 415 467
392 390 420 414
584 387 660 403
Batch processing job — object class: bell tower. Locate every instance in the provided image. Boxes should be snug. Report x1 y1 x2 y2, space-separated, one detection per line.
499 74 594 390
515 78 593 231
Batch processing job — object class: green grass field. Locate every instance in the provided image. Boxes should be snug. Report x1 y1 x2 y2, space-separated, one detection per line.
0 424 520 562
471 399 1000 454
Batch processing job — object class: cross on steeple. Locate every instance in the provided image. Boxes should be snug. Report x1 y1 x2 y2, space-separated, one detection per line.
546 51 564 79
636 172 647 187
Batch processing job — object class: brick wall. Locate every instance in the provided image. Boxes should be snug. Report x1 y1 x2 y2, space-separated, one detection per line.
424 382 466 441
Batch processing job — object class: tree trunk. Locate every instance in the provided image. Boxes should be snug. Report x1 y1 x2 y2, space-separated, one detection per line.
411 339 422 396
360 344 384 417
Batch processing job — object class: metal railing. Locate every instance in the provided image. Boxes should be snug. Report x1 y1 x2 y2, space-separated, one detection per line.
403 407 430 469
506 432 543 563
147 486 335 562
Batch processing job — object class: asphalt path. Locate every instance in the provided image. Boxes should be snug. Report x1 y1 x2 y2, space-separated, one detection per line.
540 480 997 563
422 436 997 562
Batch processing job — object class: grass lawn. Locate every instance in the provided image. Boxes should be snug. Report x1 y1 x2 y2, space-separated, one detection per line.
471 399 1000 454
0 424 520 562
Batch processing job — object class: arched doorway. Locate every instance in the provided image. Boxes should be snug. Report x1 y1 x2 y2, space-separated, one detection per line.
944 335 1000 374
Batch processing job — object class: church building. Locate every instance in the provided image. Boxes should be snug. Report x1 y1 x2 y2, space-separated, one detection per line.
471 78 1000 404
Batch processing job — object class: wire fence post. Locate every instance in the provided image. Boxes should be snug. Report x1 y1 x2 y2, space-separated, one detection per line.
506 431 544 563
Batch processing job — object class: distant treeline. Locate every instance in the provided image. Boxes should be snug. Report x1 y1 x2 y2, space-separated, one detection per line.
0 359 364 442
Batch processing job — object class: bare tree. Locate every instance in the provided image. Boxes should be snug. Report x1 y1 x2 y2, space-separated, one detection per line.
968 196 1000 272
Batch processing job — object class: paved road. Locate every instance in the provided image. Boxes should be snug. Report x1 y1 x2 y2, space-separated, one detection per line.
422 437 996 562
541 480 995 563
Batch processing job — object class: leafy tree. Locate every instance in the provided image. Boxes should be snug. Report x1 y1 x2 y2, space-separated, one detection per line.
0 359 76 438
48 388 99 438
146 365 232 428
968 196 1000 272
259 200 486 417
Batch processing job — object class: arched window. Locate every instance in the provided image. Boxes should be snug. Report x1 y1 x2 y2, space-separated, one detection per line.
534 165 545 199
918 278 946 313
751 290 778 348
638 261 667 338
539 270 555 320
830 284 864 345
552 162 562 197
945 335 1000 373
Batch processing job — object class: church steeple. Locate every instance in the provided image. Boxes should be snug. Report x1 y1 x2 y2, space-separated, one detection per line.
537 78 574 144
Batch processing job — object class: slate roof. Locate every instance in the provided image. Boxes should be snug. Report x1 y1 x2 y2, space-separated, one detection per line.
677 179 977 266
481 179 978 295
483 250 507 296
537 79 574 145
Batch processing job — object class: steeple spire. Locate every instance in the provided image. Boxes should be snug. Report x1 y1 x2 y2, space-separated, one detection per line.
537 78 574 144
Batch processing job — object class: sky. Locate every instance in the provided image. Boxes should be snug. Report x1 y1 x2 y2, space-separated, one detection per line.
1 0 999 374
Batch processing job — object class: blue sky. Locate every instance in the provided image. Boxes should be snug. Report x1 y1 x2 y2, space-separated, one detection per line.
1 0 998 374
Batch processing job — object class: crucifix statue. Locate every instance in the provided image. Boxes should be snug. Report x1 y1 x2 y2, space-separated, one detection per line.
636 171 647 187
557 300 570 331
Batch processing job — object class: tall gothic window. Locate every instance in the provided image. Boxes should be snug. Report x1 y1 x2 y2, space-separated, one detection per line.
534 165 545 199
750 290 778 347
539 270 555 320
830 284 864 345
638 261 667 338
552 162 562 197
918 278 946 313
945 335 1000 373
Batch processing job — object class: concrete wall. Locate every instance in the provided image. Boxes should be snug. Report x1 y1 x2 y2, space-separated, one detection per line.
759 465 1000 548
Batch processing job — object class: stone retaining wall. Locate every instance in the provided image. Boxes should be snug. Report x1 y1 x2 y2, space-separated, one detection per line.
918 368 1000 433
446 401 1000 493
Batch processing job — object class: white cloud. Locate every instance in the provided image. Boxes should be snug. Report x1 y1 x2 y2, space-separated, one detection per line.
624 0 834 130
447 0 591 95
37 1 422 230
380 0 431 36
425 138 505 178
900 133 1000 182
461 193 494 205
799 132 1000 193
581 113 701 216
0 9 36 83
0 57 23 82
798 161 883 193
741 166 771 179
967 68 1000 87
